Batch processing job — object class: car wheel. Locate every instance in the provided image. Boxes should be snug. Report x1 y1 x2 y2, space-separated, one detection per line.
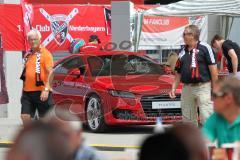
86 95 107 132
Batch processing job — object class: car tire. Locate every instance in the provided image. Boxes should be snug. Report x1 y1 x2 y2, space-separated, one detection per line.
86 95 107 133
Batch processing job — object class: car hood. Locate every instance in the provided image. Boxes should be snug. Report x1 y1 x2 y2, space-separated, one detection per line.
93 75 182 95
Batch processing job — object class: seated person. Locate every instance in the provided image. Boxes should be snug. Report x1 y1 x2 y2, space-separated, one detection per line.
139 130 190 160
6 121 71 160
168 122 208 160
202 77 240 147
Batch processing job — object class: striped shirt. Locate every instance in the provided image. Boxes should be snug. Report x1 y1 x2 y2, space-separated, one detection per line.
175 41 216 83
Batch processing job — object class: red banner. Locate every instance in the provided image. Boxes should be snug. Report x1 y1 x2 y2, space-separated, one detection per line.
25 0 144 4
0 4 25 51
0 4 111 51
134 5 208 46
135 5 189 33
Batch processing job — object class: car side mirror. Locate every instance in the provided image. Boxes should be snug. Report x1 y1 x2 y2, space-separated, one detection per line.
69 68 81 78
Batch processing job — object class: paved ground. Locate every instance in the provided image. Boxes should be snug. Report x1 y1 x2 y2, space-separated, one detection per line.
83 125 153 146
0 148 140 160
0 119 155 160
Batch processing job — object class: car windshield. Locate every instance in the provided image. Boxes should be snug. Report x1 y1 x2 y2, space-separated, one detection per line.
87 54 164 76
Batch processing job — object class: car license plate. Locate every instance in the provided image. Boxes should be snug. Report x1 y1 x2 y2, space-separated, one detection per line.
152 101 181 109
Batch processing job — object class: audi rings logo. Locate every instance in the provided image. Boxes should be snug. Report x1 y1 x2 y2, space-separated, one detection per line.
39 8 78 46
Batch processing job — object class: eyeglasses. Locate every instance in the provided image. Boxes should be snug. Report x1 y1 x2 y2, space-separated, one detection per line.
211 91 226 99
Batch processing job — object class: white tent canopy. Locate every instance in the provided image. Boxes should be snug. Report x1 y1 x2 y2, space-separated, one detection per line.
133 0 240 51
144 0 240 16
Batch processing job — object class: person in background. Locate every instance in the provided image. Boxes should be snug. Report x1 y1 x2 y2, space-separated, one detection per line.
168 122 208 160
202 76 240 147
6 121 71 160
43 108 103 160
20 29 54 126
139 131 190 160
80 35 103 52
211 34 240 78
169 25 218 125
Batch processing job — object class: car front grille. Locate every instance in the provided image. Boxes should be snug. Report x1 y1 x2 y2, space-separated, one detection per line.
140 94 182 118
112 109 139 120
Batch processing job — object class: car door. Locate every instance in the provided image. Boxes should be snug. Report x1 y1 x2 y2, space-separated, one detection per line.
52 55 88 119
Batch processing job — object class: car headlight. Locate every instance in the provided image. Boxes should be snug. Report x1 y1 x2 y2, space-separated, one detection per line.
109 90 135 99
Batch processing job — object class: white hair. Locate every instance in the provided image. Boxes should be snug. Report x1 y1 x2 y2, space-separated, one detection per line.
27 29 42 40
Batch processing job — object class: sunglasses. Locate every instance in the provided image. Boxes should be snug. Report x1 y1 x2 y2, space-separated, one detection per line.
211 91 226 99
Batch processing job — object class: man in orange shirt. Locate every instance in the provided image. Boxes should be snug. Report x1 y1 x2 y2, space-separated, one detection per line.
20 29 54 126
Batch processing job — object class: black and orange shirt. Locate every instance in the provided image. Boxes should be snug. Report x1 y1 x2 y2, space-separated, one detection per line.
23 47 53 91
175 41 216 84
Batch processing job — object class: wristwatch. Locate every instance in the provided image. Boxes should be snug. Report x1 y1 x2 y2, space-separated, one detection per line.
44 87 49 91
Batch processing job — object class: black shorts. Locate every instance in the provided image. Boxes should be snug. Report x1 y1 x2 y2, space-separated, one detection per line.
21 91 54 117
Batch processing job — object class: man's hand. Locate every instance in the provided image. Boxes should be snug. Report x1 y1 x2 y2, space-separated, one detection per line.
169 89 176 99
40 90 49 101
169 73 181 99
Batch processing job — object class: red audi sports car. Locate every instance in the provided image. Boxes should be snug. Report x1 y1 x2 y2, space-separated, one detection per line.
52 51 182 132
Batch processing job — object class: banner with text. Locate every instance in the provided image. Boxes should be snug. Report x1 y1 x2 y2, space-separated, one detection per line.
0 4 111 51
135 5 208 46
